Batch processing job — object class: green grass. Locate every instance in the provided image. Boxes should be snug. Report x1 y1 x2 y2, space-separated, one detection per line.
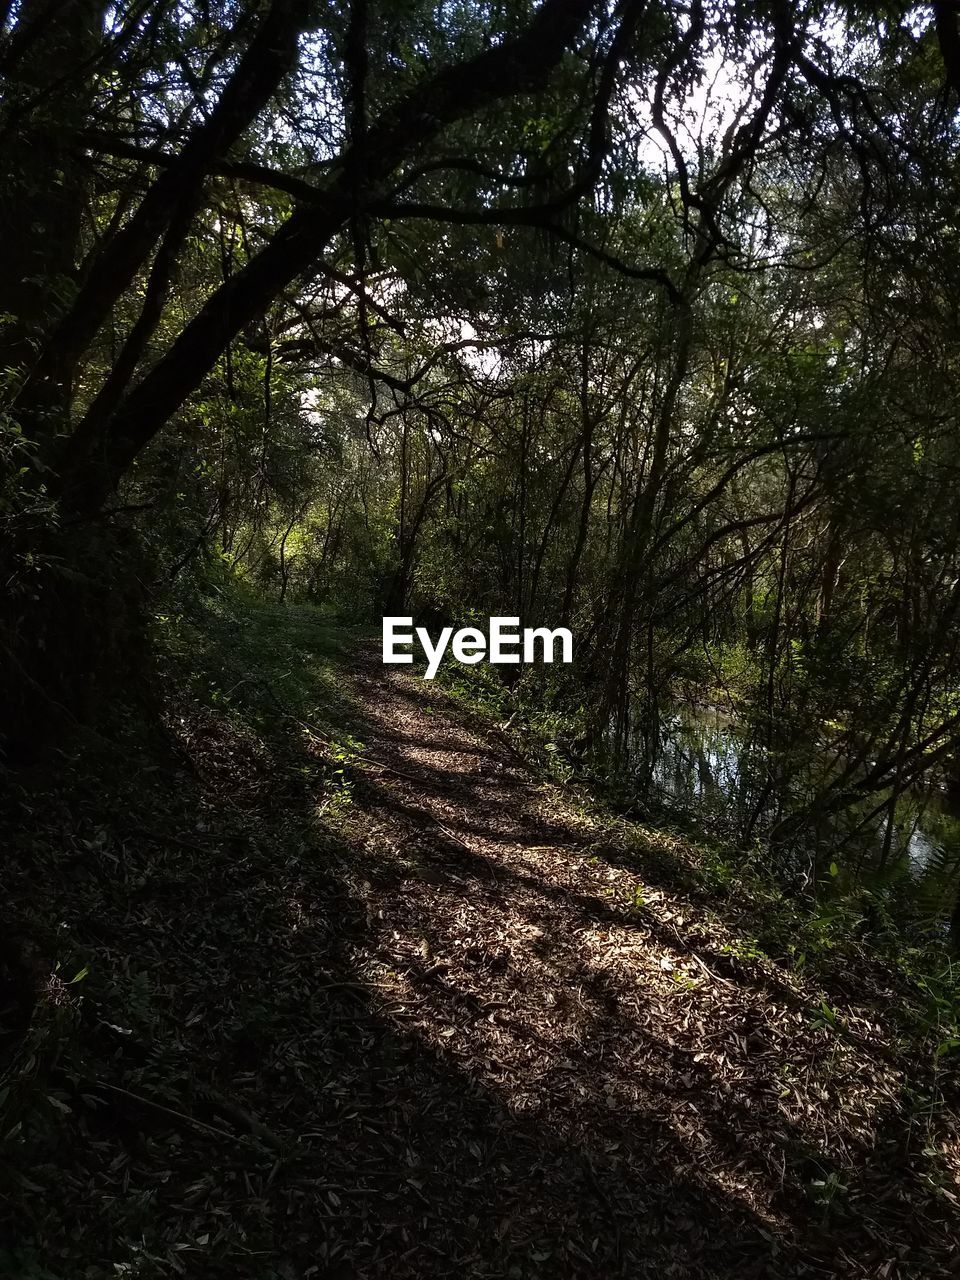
157 591 376 740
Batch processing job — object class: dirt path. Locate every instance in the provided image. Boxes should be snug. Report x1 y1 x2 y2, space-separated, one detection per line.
6 635 957 1279
322 659 954 1279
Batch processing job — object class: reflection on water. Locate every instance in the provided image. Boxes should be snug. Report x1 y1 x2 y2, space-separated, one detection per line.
880 816 940 874
652 708 748 810
630 704 960 922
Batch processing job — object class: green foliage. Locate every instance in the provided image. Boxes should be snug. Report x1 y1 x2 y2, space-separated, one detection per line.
6 0 960 1272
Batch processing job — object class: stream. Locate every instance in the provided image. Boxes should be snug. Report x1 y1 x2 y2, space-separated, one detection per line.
634 704 960 923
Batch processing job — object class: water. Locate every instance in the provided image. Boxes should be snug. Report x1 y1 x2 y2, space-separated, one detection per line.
631 704 960 923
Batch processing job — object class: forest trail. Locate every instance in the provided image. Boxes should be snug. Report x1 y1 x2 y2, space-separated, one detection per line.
5 626 957 1280
308 652 955 1278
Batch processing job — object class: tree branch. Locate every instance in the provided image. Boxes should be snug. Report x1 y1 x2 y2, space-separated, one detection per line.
56 0 601 514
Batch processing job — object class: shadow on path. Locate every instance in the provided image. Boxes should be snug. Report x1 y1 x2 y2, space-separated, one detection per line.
3 639 957 1279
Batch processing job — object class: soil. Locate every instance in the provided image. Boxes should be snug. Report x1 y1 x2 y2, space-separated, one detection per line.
2 645 958 1279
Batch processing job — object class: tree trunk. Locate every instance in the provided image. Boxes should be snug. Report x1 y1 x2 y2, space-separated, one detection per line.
0 0 104 430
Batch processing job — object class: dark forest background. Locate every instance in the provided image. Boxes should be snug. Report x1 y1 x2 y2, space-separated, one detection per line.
6 0 960 923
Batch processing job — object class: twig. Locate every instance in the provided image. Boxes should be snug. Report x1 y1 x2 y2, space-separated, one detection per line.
690 952 738 989
350 755 425 784
197 1085 287 1152
262 677 425 783
431 820 475 854
92 1079 239 1144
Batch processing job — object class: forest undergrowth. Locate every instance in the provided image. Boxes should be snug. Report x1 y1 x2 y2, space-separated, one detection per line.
1 595 959 1279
